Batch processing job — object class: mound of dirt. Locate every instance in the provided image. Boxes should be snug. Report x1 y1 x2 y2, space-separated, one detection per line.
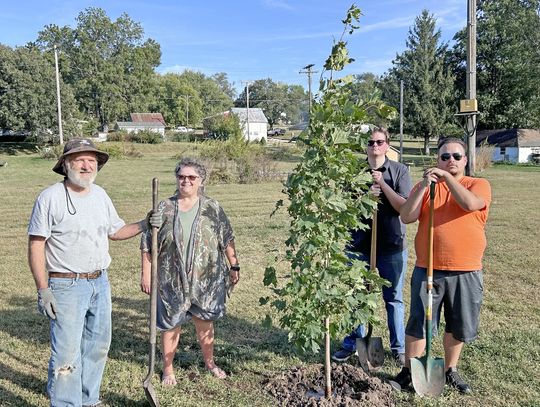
263 363 395 406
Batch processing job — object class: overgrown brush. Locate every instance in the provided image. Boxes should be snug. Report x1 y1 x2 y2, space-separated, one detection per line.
476 142 494 172
129 130 163 144
172 136 282 184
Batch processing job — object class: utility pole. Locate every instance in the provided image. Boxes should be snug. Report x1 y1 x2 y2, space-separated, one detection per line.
54 45 64 145
466 0 477 175
241 81 253 141
184 95 190 126
399 80 404 163
300 64 318 117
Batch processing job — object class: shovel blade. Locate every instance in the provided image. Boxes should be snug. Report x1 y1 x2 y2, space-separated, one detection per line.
367 336 384 369
410 355 445 397
355 338 370 372
143 379 160 407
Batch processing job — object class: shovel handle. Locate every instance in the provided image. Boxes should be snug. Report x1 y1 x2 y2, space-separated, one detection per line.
426 182 435 358
150 178 159 345
370 207 378 272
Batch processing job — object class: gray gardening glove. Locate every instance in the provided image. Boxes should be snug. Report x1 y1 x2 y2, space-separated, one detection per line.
38 288 57 319
139 211 162 232
149 211 162 228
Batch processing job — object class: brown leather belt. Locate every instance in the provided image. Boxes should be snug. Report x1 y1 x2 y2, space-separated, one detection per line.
48 270 103 280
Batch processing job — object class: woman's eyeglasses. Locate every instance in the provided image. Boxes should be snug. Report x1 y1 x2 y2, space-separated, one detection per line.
177 175 199 181
367 140 386 147
440 153 464 161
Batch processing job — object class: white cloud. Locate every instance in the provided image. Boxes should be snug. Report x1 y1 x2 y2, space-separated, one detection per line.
262 0 294 11
359 16 416 34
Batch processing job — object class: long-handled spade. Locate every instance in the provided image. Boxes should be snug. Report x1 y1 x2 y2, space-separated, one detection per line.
410 182 445 397
356 207 384 372
143 178 160 407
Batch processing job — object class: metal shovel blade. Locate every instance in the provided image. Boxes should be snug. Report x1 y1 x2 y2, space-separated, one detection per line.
143 378 159 407
356 333 384 372
367 336 384 369
356 338 370 372
410 355 445 397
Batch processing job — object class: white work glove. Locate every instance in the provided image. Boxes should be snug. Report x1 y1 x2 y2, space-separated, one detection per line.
38 288 58 319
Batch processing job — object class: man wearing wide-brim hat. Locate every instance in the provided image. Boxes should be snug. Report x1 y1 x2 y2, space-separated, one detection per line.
27 138 161 406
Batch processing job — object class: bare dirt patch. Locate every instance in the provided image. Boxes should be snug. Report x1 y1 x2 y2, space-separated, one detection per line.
263 363 395 406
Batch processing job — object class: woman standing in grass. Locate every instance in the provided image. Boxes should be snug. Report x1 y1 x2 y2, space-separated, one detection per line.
140 157 240 384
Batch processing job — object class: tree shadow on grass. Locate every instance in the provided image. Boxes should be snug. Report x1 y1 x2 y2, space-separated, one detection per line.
0 294 323 405
0 360 47 404
0 142 38 155
109 295 321 372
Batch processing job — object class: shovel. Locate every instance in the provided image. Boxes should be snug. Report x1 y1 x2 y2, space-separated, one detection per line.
143 178 160 407
356 207 384 372
410 182 445 397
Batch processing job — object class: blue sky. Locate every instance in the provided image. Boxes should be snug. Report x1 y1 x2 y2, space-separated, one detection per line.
1 0 466 94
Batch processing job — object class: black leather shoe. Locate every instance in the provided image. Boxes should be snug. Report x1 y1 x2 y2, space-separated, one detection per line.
446 367 472 394
388 367 412 392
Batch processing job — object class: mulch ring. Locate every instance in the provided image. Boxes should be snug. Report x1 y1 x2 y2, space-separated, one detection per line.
263 362 396 406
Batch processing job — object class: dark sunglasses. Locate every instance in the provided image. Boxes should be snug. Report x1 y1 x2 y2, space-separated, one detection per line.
177 175 199 181
367 139 386 147
440 152 464 161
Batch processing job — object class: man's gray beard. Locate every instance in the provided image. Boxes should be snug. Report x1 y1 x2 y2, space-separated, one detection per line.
66 167 96 188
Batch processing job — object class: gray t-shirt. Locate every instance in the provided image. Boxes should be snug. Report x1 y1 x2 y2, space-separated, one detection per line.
28 182 125 273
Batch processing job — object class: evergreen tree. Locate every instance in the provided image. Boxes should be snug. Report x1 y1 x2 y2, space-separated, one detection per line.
381 10 455 154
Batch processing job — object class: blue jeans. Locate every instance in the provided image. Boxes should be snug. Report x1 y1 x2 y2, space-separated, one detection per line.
47 271 112 407
341 250 408 354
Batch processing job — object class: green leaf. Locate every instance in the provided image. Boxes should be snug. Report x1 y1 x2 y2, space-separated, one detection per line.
263 266 278 287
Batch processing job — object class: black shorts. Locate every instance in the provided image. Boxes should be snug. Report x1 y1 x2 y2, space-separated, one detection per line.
405 267 484 343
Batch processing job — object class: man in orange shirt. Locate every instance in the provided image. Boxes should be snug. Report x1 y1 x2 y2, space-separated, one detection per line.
390 137 491 394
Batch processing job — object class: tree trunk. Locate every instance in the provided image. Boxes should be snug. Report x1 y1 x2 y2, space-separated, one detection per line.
424 136 430 156
325 317 332 398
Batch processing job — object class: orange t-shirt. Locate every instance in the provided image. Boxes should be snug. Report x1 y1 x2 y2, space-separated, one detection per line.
413 176 491 271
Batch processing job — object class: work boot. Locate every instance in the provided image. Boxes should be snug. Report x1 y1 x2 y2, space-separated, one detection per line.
446 367 472 394
331 348 354 362
392 352 405 366
388 367 412 392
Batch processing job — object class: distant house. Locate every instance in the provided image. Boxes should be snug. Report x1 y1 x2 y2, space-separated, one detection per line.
229 108 268 141
476 128 540 163
115 121 166 136
115 112 167 136
386 145 401 162
130 113 167 126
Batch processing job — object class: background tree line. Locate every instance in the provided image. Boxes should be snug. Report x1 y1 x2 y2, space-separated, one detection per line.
0 1 539 144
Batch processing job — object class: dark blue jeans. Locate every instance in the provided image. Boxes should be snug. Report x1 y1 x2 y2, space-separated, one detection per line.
341 250 408 354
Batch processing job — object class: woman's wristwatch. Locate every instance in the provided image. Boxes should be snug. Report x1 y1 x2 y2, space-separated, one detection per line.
230 264 240 272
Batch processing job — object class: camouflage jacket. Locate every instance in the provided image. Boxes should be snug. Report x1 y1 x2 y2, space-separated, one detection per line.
141 195 234 329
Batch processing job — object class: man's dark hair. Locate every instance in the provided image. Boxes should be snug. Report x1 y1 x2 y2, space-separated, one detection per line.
437 137 467 152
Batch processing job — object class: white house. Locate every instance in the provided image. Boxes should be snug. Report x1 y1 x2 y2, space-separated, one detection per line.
230 107 268 141
476 128 540 164
115 121 166 136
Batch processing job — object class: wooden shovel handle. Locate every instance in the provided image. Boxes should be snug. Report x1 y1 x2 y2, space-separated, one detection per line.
150 178 159 345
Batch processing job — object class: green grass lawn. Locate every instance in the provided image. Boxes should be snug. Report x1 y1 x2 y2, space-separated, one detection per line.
0 143 539 406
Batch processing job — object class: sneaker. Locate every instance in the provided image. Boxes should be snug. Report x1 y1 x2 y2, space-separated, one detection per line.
392 352 405 366
446 367 472 394
331 348 354 362
388 367 412 392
